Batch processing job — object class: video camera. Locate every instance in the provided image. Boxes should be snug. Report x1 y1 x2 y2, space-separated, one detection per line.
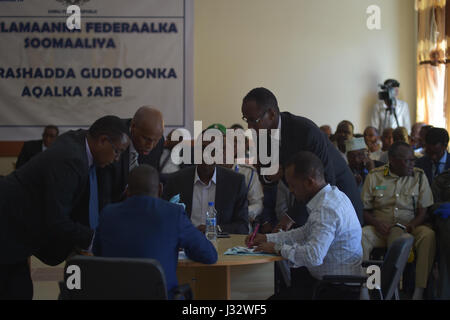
378 79 399 109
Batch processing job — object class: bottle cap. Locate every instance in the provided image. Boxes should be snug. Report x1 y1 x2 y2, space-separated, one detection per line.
208 202 214 206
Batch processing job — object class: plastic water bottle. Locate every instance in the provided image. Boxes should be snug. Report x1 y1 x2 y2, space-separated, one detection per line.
205 202 217 247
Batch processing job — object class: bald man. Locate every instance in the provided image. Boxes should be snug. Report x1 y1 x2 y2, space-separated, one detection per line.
129 107 165 157
93 165 217 299
98 106 165 207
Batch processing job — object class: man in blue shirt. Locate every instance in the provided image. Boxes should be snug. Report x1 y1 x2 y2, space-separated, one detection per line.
93 165 217 299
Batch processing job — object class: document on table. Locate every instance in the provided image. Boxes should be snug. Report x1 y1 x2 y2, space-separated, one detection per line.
224 246 277 256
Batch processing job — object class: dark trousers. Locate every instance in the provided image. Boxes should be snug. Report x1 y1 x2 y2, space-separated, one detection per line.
270 267 318 300
274 203 309 295
270 267 360 300
0 260 33 300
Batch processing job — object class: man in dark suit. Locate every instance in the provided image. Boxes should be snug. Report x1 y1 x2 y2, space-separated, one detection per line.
415 127 450 185
93 165 217 299
98 106 164 208
0 116 130 299
241 87 364 295
16 125 59 169
162 130 249 234
241 87 363 228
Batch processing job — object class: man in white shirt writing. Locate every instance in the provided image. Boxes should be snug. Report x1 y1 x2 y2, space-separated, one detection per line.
246 151 363 299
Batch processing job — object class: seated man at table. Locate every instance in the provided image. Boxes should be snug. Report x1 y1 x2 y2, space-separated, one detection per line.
162 128 249 235
93 165 217 299
361 142 435 300
247 151 363 300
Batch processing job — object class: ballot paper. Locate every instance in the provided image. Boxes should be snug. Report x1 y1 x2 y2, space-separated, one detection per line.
224 246 276 256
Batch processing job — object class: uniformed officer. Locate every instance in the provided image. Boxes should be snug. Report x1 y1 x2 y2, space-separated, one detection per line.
361 141 435 300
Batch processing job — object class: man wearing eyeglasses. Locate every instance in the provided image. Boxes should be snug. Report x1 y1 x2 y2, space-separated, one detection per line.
0 116 130 299
98 106 165 207
241 87 363 230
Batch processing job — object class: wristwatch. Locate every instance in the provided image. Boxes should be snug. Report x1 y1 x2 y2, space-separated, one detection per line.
274 242 283 255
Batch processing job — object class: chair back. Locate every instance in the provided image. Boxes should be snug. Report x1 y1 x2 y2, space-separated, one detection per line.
380 234 414 300
59 255 168 300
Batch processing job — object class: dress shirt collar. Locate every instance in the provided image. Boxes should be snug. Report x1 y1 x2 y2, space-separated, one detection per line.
85 138 94 168
194 166 217 186
42 143 47 152
273 115 281 141
306 184 331 211
437 151 447 166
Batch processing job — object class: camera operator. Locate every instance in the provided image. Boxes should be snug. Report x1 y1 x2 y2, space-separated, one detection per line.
371 79 411 134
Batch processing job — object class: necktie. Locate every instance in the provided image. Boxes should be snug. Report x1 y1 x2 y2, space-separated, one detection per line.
129 151 139 172
89 165 99 230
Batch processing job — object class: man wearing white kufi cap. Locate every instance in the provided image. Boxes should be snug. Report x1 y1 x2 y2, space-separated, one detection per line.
346 137 384 192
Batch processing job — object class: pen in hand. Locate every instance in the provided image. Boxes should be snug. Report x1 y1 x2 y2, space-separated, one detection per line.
248 223 260 248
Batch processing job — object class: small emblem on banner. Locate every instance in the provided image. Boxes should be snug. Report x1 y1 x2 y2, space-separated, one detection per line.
56 0 90 6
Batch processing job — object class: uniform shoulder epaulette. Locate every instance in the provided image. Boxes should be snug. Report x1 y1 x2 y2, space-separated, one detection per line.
371 165 386 174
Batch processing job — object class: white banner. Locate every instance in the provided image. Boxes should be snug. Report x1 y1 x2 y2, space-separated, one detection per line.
0 0 193 140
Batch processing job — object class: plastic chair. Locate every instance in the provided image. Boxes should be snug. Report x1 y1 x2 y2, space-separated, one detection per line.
312 234 414 300
58 255 192 300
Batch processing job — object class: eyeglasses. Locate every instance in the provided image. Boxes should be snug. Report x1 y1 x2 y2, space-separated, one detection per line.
106 137 122 158
43 133 58 138
242 110 267 124
394 157 416 164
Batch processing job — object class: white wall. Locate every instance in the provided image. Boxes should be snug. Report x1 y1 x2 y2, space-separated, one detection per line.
194 0 417 134
0 157 15 176
0 0 417 175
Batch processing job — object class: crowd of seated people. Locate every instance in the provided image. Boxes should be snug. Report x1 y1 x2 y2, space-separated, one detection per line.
317 121 450 300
